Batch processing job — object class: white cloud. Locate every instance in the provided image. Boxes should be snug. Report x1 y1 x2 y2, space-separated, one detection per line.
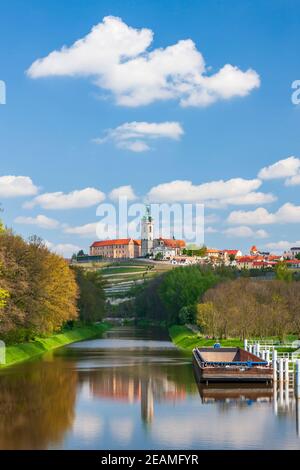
94 121 184 152
0 176 38 198
258 156 300 185
27 16 260 108
222 192 276 206
205 226 218 233
109 185 137 201
14 214 60 229
24 187 105 210
264 240 300 252
45 240 82 257
63 222 98 237
223 226 269 239
285 174 300 186
147 178 273 207
227 202 300 225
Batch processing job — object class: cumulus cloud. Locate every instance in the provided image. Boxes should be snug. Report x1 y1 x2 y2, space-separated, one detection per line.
45 240 82 257
93 121 184 152
24 187 105 210
258 156 300 185
223 225 269 239
147 178 274 207
264 240 300 252
205 226 218 233
27 16 260 108
14 214 60 229
109 185 137 201
63 222 98 237
227 202 300 225
0 176 38 198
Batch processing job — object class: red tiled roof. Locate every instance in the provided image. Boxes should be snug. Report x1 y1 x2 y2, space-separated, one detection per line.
159 238 186 248
252 261 277 266
222 250 240 255
91 239 139 247
237 256 256 263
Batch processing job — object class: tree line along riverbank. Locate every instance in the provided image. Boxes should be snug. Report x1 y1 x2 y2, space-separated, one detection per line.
132 263 300 346
0 323 110 369
0 220 110 368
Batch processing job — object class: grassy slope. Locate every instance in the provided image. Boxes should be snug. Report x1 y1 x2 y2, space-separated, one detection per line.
1 323 110 369
169 325 243 351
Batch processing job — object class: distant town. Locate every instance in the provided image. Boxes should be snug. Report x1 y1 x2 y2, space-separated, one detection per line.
72 208 300 271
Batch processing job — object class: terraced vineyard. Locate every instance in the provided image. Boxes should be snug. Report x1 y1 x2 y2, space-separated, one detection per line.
101 261 173 299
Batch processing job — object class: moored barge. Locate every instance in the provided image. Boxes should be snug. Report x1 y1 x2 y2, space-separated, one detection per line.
193 346 273 383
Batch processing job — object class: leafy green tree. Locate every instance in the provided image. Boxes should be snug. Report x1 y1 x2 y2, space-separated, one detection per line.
73 268 106 323
178 305 196 324
275 262 293 282
0 231 78 342
158 265 219 324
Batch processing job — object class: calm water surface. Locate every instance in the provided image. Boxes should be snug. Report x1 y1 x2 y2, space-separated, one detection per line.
0 326 300 449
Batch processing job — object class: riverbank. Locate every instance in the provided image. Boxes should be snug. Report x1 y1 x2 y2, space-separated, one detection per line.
1 322 111 369
169 325 243 351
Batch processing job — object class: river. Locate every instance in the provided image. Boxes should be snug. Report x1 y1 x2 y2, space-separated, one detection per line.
0 326 299 449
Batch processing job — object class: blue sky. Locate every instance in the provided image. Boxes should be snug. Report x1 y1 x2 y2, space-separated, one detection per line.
1 0 300 256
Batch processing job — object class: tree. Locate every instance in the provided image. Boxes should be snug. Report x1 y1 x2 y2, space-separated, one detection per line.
0 231 78 341
275 262 293 282
296 253 300 261
73 268 106 323
178 305 196 324
158 265 219 324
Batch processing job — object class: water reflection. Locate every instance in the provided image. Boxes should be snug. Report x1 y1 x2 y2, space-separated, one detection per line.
0 358 77 449
0 327 299 449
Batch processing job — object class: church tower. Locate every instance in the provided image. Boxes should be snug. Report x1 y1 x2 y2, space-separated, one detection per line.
141 205 154 257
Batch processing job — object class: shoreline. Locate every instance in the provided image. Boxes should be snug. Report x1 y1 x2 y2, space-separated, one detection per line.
169 325 243 351
0 322 111 369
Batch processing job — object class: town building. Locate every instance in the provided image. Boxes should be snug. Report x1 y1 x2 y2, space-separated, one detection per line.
141 206 154 257
291 247 300 257
90 238 141 259
153 237 186 259
284 246 300 259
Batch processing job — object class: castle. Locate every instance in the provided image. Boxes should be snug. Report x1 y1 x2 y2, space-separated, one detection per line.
90 206 185 260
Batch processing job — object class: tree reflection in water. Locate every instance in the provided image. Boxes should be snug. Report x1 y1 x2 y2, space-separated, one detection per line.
0 358 77 449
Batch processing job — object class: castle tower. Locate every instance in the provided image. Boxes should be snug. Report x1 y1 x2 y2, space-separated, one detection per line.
141 205 154 257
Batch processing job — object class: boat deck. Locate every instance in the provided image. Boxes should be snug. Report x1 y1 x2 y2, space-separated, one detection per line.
193 347 273 383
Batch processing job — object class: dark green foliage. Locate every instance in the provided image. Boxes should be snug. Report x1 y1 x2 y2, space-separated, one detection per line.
158 265 219 324
134 265 233 325
73 268 106 323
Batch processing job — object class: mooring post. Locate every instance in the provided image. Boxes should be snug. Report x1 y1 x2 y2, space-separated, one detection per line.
266 350 270 364
279 379 284 406
249 344 253 354
256 342 260 357
244 339 248 351
263 350 267 361
279 358 284 383
273 349 278 382
296 359 300 398
284 358 289 384
285 379 289 408
273 385 278 415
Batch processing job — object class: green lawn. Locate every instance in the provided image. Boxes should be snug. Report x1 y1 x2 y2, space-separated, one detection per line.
169 325 243 351
1 323 111 369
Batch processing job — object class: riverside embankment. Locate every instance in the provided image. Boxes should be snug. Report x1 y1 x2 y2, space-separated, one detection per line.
169 325 243 351
0 322 110 368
